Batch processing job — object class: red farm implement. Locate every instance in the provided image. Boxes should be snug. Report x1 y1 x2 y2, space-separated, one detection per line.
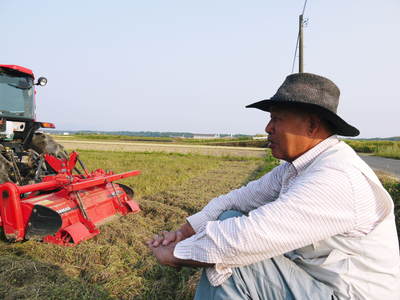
0 64 140 245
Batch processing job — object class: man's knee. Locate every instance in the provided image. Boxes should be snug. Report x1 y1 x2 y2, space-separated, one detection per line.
218 210 243 221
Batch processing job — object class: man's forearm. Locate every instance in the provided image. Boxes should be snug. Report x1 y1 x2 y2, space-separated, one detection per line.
171 224 214 268
173 223 213 267
149 239 214 269
174 256 214 268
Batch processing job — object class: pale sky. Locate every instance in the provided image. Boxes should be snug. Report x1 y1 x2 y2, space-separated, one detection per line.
2 1 399 138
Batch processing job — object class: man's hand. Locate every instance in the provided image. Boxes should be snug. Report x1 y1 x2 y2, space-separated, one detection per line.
148 242 180 268
146 222 213 269
147 230 184 248
146 222 195 248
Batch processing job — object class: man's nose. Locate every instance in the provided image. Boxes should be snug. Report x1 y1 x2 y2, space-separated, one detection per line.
265 120 273 134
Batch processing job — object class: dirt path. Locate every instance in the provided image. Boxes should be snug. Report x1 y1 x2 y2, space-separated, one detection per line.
56 139 267 158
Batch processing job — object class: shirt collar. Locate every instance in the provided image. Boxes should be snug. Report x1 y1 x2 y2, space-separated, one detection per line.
291 135 340 173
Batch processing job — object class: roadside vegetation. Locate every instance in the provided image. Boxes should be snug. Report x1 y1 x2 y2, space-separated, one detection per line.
379 173 400 234
345 139 400 159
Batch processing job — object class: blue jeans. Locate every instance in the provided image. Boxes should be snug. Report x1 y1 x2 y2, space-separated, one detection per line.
194 210 334 300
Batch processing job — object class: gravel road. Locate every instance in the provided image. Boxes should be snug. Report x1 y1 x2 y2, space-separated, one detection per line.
359 154 400 178
56 139 267 158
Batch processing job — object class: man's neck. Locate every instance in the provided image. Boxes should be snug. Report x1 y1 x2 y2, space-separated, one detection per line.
288 134 332 162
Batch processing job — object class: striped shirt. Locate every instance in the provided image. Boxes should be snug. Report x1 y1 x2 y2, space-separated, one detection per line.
173 135 385 286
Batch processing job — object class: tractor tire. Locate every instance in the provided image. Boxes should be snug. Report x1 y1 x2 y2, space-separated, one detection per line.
29 133 68 159
0 153 12 184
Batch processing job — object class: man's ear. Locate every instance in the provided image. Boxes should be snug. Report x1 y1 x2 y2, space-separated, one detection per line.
308 114 321 137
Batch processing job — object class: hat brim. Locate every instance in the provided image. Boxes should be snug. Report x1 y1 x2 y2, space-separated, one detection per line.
246 99 360 137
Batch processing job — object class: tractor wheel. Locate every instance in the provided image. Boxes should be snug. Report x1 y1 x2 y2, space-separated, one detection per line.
29 132 68 159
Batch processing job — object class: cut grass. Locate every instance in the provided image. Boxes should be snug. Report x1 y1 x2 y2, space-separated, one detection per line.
0 150 272 300
0 149 398 299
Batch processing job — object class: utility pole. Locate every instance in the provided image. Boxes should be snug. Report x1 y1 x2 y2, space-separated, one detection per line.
299 14 304 73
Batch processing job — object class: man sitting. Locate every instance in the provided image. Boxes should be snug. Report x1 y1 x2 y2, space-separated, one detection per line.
147 73 400 299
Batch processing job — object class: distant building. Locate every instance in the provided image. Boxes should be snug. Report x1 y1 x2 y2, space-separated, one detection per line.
253 135 268 140
193 133 220 139
170 135 186 139
221 134 234 139
63 132 70 136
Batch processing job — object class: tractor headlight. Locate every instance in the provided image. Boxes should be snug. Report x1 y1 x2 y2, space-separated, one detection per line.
36 77 48 86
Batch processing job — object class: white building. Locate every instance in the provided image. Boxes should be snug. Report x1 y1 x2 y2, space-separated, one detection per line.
193 133 220 139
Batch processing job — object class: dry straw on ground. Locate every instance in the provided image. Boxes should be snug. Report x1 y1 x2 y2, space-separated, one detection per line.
0 146 398 299
0 150 274 300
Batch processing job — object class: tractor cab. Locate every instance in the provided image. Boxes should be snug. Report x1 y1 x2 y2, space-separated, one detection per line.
0 65 49 143
0 66 35 121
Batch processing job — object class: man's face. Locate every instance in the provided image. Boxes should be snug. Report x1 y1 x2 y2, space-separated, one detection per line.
265 107 311 162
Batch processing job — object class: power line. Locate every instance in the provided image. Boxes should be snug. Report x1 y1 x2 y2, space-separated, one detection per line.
291 0 309 73
291 31 300 73
302 0 308 15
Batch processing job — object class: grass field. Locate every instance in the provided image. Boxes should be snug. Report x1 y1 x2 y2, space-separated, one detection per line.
0 150 277 300
345 140 400 159
0 148 399 299
54 134 268 148
55 134 400 159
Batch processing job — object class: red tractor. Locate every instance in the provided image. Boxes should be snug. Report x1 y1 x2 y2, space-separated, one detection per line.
0 65 140 245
